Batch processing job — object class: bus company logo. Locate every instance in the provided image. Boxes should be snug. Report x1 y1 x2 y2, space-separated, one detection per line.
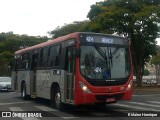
106 80 115 82
37 72 50 81
86 36 94 42
2 112 11 117
1 112 42 118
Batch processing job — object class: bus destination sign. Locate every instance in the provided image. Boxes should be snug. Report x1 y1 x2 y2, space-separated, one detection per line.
79 33 128 45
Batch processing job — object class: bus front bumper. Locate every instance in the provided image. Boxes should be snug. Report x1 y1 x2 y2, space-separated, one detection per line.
74 89 133 105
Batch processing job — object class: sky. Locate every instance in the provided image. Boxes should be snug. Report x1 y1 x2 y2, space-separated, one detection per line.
0 0 102 36
0 0 159 45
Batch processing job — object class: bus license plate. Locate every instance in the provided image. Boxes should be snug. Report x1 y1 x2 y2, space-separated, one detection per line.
106 98 115 102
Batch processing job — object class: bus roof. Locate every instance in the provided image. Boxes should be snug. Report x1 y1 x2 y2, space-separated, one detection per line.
15 32 80 55
15 32 126 55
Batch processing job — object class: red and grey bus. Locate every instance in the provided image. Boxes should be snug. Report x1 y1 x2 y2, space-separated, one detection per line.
11 32 133 110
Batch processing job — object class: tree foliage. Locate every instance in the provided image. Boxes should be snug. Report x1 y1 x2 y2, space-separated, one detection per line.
87 0 160 86
157 45 160 53
48 21 89 38
151 53 160 65
150 48 160 82
143 69 150 76
0 32 48 76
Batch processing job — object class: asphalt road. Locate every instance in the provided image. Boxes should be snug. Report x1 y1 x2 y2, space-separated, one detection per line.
0 89 160 120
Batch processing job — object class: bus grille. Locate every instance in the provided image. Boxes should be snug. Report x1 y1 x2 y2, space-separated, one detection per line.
87 80 127 86
95 93 124 101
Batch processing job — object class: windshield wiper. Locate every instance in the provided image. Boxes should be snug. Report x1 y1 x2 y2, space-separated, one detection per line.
94 44 106 60
112 47 120 58
109 48 113 67
93 44 113 67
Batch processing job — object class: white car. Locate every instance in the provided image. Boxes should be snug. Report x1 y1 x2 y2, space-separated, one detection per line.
151 80 157 85
0 77 12 91
142 79 148 84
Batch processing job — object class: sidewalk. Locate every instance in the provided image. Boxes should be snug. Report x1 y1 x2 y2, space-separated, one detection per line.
133 86 160 95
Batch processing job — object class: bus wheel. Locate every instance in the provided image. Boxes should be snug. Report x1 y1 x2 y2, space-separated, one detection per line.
21 83 28 100
51 87 64 110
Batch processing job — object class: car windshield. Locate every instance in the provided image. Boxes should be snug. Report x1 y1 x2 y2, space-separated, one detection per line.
0 77 11 82
80 45 130 79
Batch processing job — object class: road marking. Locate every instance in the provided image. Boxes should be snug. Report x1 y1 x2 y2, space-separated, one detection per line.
9 107 39 120
61 117 80 119
10 107 23 111
89 112 109 116
0 101 31 106
133 94 160 97
116 109 129 112
129 101 160 108
147 101 160 104
34 106 58 111
113 103 160 111
34 106 80 119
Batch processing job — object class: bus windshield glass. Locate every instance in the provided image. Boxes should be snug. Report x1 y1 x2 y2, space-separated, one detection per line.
80 45 130 79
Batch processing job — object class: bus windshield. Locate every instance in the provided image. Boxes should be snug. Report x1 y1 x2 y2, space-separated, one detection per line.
80 44 130 79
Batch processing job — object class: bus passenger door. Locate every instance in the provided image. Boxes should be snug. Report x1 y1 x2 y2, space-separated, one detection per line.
12 59 19 91
31 54 38 98
66 46 76 103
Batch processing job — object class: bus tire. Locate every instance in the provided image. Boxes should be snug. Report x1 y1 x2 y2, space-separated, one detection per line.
21 83 28 100
51 87 64 110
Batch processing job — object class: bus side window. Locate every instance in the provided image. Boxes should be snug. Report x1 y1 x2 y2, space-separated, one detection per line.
31 54 38 71
55 45 61 66
48 45 61 67
20 53 29 69
66 46 76 73
15 58 19 71
39 47 49 68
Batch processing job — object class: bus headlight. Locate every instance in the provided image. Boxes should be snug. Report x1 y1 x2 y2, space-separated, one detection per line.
79 81 92 94
126 80 133 91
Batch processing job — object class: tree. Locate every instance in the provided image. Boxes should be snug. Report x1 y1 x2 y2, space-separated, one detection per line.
48 21 89 38
143 69 150 76
87 0 160 87
0 32 48 76
150 46 160 83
